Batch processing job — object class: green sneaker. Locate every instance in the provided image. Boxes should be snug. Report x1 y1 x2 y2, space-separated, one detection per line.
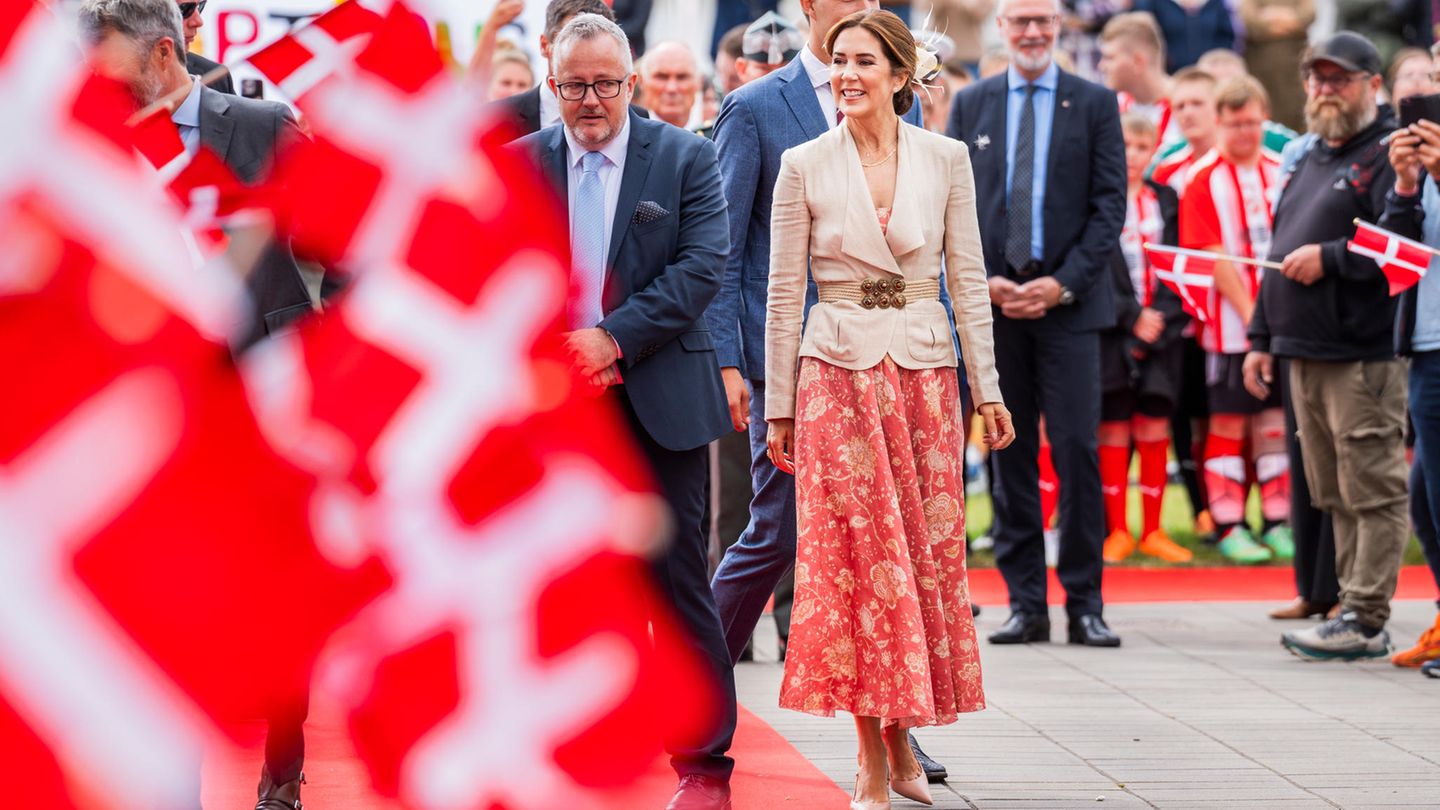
1262 525 1296 561
1218 526 1273 564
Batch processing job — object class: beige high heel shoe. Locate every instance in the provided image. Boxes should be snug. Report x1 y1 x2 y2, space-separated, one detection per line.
850 767 893 810
889 769 934 806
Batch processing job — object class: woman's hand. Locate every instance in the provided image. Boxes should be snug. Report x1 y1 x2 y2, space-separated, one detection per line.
977 402 1015 450
767 419 796 475
1132 307 1164 344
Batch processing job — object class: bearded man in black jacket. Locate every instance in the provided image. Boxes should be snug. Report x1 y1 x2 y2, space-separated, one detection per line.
1244 32 1409 663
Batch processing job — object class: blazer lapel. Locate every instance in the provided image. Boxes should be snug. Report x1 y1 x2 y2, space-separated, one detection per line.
983 80 1008 200
606 113 653 270
1045 72 1076 193
883 125 925 259
541 125 568 202
778 59 828 142
198 85 235 166
839 126 901 275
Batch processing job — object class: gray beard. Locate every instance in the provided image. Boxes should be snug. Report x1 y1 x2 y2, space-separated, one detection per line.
1305 97 1376 143
1011 50 1053 73
136 69 166 107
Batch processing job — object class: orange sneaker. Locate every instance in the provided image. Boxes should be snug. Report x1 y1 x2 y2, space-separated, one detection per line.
1392 612 1440 667
1139 530 1194 563
1194 509 1217 537
1103 529 1136 563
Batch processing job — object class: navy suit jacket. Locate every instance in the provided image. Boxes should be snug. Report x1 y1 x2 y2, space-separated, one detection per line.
519 113 732 452
703 57 925 382
946 69 1126 332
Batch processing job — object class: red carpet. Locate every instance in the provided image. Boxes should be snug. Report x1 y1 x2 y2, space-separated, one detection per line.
968 564 1438 605
202 702 848 809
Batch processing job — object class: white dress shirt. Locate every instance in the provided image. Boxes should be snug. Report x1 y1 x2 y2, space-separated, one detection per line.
539 81 562 129
564 116 631 320
172 76 203 155
798 45 839 129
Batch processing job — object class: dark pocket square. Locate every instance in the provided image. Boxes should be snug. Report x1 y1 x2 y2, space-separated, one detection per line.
632 200 670 226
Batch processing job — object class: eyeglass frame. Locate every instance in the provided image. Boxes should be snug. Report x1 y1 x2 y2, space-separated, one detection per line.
178 0 207 19
999 14 1060 32
1302 67 1369 92
551 78 628 102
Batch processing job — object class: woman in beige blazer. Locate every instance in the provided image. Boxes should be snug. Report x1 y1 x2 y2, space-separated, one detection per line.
764 10 1014 810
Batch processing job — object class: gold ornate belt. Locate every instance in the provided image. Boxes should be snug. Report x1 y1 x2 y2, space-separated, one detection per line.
816 277 940 310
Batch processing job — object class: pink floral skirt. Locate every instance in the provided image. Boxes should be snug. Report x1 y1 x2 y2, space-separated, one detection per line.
779 356 984 728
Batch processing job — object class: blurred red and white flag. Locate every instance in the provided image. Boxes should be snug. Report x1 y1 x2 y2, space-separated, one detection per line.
246 3 719 806
244 0 385 103
129 108 256 255
1348 219 1435 296
1145 244 1215 324
0 4 383 805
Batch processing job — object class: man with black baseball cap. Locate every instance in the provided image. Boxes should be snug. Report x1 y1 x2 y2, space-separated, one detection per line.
1244 31 1409 662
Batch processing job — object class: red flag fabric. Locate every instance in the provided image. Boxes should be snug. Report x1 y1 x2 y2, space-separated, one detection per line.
244 0 385 103
1348 219 1434 296
248 3 719 806
130 107 255 254
1144 245 1216 324
1 5 385 805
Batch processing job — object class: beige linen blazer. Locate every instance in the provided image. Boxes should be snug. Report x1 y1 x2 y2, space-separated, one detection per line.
764 120 1002 421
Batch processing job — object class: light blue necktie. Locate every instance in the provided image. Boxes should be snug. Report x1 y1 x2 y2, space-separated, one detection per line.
571 150 607 328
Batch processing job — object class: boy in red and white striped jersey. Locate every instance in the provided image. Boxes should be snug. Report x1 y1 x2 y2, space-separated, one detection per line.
1180 76 1293 564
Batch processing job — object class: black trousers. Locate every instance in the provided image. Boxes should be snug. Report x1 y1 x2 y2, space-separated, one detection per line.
620 392 737 782
1281 360 1339 607
990 316 1106 617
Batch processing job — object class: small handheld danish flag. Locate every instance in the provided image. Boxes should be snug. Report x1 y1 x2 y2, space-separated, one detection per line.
1347 218 1437 296
1144 244 1215 323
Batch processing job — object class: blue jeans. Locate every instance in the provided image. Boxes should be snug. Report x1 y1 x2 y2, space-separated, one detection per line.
1409 351 1440 606
710 377 798 664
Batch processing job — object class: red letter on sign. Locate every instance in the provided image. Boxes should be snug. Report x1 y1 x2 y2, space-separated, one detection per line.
216 10 258 64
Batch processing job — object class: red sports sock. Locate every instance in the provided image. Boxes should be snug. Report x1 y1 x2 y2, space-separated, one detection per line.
1099 439 1130 535
1136 437 1170 537
1202 433 1247 527
1038 443 1059 529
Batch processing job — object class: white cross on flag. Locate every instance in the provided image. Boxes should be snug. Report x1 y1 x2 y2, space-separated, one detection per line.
0 5 385 805
244 0 385 104
1145 244 1215 324
243 3 720 806
1348 218 1436 296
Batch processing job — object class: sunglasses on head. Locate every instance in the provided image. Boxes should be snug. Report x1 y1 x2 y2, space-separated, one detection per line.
178 0 206 19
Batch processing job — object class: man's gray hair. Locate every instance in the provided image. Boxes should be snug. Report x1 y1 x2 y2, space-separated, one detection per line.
78 0 186 66
551 12 634 75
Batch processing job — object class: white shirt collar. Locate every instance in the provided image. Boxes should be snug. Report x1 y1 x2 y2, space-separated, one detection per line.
799 45 831 89
538 80 561 128
563 113 631 170
172 75 203 128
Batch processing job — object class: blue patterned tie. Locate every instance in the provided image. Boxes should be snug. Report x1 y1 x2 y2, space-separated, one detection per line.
571 150 607 328
1006 84 1037 273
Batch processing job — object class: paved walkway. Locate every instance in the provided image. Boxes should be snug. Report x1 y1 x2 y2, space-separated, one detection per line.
738 601 1440 809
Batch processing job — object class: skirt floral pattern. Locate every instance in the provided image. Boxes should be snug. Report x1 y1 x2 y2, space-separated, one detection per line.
779 356 985 728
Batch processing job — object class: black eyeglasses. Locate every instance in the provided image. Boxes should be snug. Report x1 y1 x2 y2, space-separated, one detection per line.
554 79 624 101
178 0 207 19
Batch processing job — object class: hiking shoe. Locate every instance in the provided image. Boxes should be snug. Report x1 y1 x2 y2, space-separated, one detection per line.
1218 526 1272 564
1282 612 1392 661
1392 612 1440 668
1102 529 1136 563
1138 530 1193 563
1262 525 1296 561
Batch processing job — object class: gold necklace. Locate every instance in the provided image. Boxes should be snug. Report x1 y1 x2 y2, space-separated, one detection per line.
860 146 897 169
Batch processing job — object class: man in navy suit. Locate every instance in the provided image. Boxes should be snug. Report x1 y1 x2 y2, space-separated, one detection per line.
517 14 735 810
946 0 1127 647
701 0 950 783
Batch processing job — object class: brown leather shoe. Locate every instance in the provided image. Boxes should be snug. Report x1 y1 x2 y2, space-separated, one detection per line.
255 767 303 810
1269 598 1329 620
666 774 732 810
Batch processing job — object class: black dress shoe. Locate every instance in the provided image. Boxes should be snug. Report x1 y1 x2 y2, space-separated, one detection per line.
1068 614 1121 647
255 767 303 810
970 603 982 618
908 731 947 783
988 611 1051 644
666 774 732 810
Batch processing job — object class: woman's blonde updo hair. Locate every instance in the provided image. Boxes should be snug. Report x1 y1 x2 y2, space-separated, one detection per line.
823 9 918 116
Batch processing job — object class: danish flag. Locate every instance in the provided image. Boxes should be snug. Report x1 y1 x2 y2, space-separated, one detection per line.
1347 219 1436 295
244 0 385 103
129 108 253 255
1144 244 1215 323
247 3 718 807
0 4 383 805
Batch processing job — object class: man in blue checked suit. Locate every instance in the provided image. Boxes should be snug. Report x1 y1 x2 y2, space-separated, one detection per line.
519 14 736 810
702 0 949 784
